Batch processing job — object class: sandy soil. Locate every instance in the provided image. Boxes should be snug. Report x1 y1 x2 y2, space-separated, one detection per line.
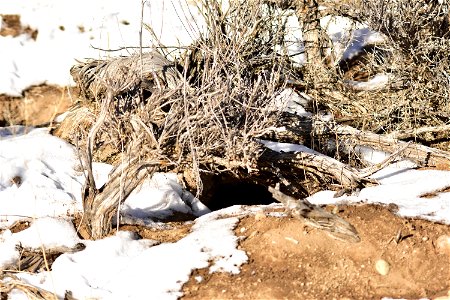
183 204 450 299
0 85 76 127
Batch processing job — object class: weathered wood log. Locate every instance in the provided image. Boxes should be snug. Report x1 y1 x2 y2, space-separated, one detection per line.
334 124 450 169
2 243 85 274
269 113 450 169
82 159 160 239
0 274 56 299
388 124 450 141
259 148 376 189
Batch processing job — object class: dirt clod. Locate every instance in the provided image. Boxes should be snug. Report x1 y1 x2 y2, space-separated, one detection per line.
254 211 267 221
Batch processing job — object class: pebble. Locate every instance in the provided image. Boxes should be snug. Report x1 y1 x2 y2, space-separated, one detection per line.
434 290 450 300
254 211 267 221
248 231 258 239
375 259 390 276
332 206 339 214
284 236 299 244
436 235 450 254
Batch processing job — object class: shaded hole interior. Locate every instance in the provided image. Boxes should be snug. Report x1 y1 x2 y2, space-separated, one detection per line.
204 181 277 210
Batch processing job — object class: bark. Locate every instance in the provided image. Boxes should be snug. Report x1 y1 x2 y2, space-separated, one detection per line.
334 124 450 169
296 0 334 78
82 159 160 239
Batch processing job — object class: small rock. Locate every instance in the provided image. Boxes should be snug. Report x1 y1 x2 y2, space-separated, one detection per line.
433 290 450 300
248 231 258 239
375 259 390 276
240 227 246 233
332 206 339 214
285 236 299 244
436 235 450 254
255 211 267 221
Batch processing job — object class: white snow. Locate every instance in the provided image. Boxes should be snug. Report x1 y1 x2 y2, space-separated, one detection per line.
265 140 450 225
0 0 204 96
345 73 391 91
3 206 249 300
0 128 245 298
308 164 450 225
12 217 81 250
273 88 312 117
0 127 84 229
259 139 318 155
122 172 210 220
0 1 386 96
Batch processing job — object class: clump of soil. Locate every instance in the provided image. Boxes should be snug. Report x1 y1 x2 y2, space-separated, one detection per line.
116 222 193 244
0 14 38 39
182 204 450 299
0 85 77 126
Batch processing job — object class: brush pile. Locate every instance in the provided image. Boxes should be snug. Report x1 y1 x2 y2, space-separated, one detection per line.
54 0 450 239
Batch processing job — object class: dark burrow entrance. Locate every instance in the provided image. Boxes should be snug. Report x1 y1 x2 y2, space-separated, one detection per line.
196 172 277 211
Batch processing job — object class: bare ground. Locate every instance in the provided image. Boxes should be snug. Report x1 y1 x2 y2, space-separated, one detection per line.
183 204 450 300
0 85 76 127
1 86 450 299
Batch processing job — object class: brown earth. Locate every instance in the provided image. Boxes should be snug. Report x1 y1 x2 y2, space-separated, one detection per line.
0 14 38 39
182 204 450 300
0 15 75 127
1 86 450 300
0 85 77 127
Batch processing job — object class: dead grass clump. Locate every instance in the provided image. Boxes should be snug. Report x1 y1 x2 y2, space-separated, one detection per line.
65 0 298 184
324 0 450 142
57 0 450 239
58 0 317 238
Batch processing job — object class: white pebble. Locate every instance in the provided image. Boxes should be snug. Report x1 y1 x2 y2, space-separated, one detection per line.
436 235 450 254
375 259 390 276
433 290 450 300
254 211 267 221
285 236 299 244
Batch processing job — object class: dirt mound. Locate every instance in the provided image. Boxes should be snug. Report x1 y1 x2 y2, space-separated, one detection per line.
0 85 76 126
182 204 450 299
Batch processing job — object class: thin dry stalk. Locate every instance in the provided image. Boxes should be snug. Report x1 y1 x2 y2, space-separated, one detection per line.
0 274 56 300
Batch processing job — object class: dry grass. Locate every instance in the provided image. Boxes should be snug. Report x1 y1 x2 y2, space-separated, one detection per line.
0 274 56 300
63 0 301 194
60 0 450 197
52 0 450 238
320 0 450 143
